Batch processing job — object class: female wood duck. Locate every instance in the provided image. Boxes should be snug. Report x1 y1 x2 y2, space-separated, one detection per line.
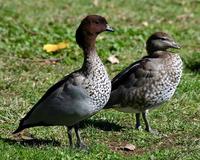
105 32 182 134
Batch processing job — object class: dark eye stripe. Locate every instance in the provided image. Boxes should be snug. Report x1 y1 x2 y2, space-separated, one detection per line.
160 37 168 40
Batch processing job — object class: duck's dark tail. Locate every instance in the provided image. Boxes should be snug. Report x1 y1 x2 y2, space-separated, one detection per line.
103 102 113 109
13 118 26 134
13 126 24 134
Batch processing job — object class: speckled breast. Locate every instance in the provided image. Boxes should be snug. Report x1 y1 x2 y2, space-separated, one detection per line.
143 54 183 108
83 57 111 113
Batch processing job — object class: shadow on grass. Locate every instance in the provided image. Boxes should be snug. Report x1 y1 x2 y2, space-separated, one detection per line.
0 137 61 147
0 119 122 147
80 119 124 131
189 63 200 72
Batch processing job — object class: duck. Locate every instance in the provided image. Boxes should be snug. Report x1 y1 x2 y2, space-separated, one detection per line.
105 32 182 134
13 15 114 148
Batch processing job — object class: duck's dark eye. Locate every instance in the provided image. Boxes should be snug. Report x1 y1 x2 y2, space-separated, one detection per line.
95 21 100 24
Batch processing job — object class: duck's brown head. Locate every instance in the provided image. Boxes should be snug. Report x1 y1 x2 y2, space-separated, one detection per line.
146 32 180 55
76 15 114 51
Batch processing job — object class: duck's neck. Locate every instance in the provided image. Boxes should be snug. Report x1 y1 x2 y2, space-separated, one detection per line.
76 29 103 74
146 46 158 55
82 47 102 74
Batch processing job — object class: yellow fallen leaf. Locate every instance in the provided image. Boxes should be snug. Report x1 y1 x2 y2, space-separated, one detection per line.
43 44 58 52
57 42 69 49
43 42 69 53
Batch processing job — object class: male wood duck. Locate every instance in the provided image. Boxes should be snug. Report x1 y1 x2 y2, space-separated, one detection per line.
13 15 114 148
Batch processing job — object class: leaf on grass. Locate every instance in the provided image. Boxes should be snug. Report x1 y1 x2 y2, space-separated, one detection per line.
92 0 99 6
122 144 136 151
142 21 149 26
107 55 119 64
12 130 34 141
43 42 69 53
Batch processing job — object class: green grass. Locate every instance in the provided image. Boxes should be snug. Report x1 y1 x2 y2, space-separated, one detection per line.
0 0 200 159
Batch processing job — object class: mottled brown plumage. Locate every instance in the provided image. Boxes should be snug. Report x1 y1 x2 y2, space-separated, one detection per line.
105 32 182 133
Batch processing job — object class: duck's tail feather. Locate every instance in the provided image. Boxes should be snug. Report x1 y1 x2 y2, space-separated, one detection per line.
13 118 27 134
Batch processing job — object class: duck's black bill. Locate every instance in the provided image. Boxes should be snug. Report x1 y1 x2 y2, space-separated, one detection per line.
106 24 114 32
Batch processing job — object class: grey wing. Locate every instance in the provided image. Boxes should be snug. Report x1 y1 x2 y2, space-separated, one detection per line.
111 59 143 90
107 58 164 107
21 74 93 127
